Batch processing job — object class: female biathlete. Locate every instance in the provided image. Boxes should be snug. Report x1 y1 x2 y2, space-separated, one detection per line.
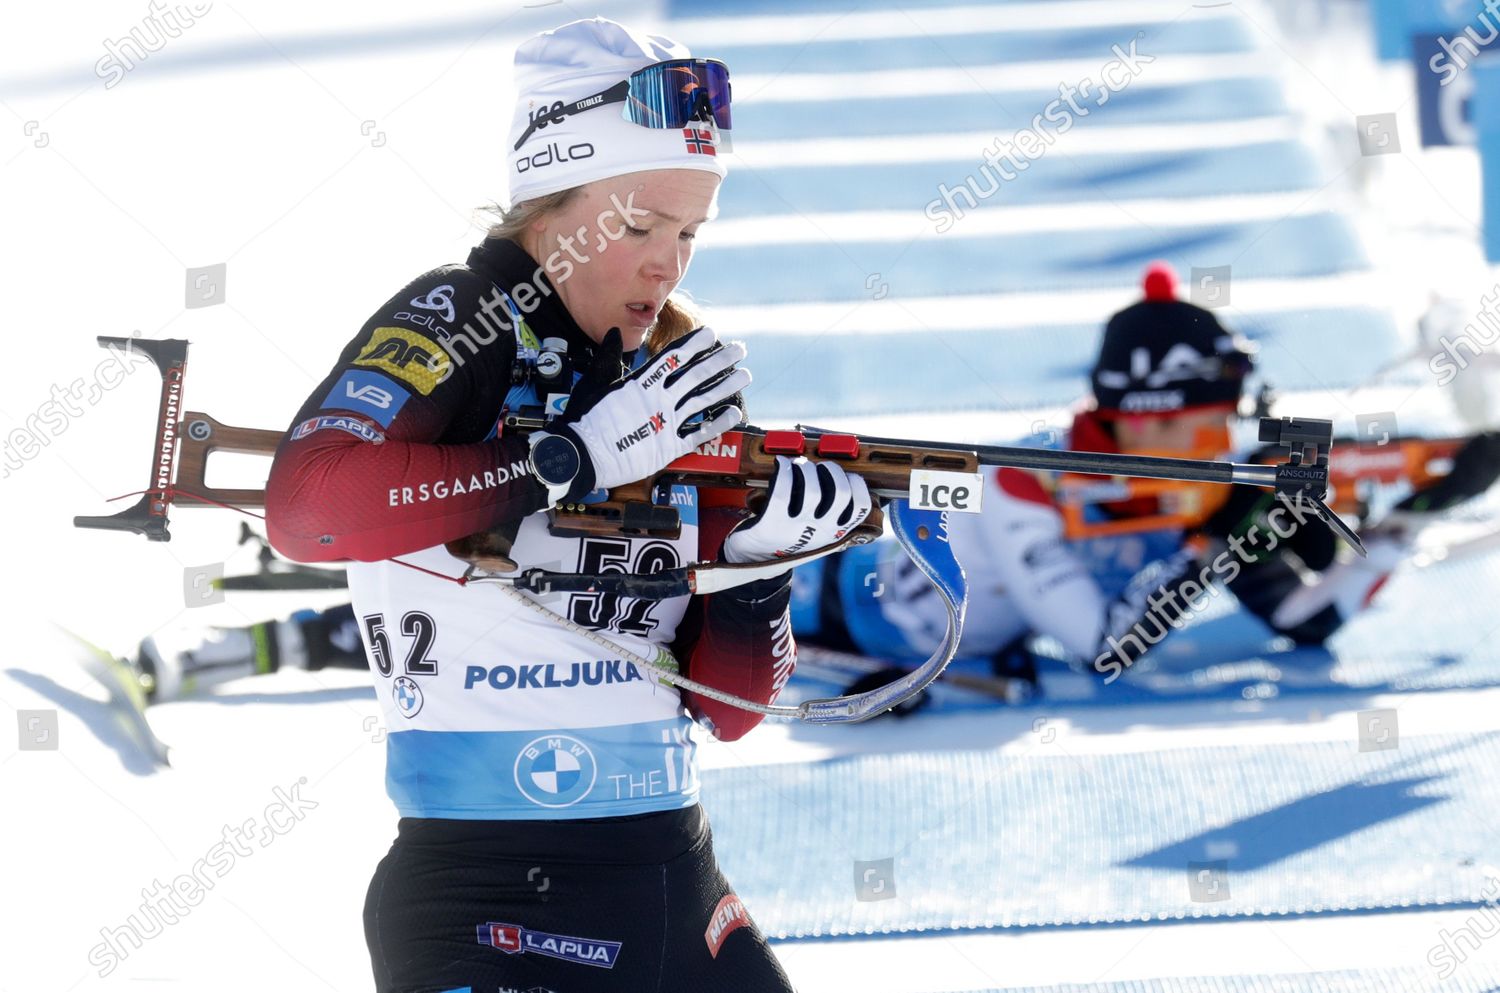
266 18 869 992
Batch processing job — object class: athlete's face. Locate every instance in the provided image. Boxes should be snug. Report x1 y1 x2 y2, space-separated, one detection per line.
527 169 720 352
1112 406 1234 454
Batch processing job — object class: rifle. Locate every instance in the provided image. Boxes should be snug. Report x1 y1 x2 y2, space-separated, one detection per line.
73 336 1365 722
1269 435 1469 519
1054 433 1474 541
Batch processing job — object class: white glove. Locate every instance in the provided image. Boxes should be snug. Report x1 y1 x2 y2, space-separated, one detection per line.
539 326 750 501
1268 535 1407 631
723 456 874 564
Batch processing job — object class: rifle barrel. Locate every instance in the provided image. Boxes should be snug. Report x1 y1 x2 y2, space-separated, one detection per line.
791 428 1280 488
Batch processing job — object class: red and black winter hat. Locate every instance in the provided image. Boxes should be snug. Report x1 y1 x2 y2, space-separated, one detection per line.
1090 262 1256 416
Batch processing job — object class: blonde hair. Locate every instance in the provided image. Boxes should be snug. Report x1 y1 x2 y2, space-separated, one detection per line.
482 192 702 357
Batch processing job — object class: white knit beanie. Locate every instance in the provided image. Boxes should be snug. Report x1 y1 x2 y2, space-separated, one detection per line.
506 17 728 206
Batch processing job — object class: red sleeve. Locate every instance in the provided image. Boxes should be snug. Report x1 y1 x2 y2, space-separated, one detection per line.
267 432 544 562
674 505 795 742
265 268 548 563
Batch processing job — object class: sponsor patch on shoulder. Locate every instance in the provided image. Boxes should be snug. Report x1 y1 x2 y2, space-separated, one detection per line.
321 369 409 427
354 326 452 395
291 414 385 444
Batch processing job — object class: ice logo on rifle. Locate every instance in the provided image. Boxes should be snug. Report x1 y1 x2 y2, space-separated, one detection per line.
476 921 621 968
514 734 597 808
392 676 423 719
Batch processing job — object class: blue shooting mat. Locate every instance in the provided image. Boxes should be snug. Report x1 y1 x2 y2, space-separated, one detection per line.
700 730 1500 938
912 965 1500 993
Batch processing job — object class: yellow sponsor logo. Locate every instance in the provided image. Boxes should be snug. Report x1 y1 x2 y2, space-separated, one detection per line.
518 319 540 353
354 327 451 395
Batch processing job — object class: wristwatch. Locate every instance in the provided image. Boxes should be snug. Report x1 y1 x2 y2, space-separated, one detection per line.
528 431 581 502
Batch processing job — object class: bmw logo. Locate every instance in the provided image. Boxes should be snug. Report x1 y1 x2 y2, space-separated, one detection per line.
514 734 597 808
392 676 424 719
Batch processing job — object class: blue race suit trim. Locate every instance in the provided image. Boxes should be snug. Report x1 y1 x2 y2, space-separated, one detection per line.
386 717 699 819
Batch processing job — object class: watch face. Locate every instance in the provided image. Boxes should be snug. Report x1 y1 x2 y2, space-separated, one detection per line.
533 434 580 487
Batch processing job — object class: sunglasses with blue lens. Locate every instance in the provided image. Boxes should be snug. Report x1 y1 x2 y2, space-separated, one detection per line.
513 58 731 152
